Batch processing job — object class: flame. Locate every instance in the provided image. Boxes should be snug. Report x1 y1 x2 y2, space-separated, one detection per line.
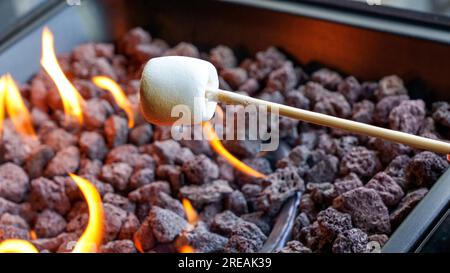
0 76 6 136
182 198 199 225
202 120 267 179
91 76 134 128
0 240 39 253
69 174 104 253
178 245 195 253
29 230 38 240
0 74 36 138
41 27 84 124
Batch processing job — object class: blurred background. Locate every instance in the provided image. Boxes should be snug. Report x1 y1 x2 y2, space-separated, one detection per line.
0 0 449 36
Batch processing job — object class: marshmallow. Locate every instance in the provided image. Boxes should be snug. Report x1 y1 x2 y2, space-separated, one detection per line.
140 56 219 126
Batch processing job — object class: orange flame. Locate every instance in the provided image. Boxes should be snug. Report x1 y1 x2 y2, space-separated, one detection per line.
0 240 39 253
0 76 6 136
0 74 36 138
178 245 195 253
29 230 38 240
182 198 199 225
69 174 104 253
41 27 84 124
202 120 267 179
91 76 134 128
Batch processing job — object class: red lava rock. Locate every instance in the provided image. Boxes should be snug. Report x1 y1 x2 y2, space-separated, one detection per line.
352 100 374 124
0 213 29 229
129 124 153 146
156 164 183 193
390 188 428 228
333 187 391 234
276 240 312 253
78 159 103 177
103 204 128 242
103 192 135 213
105 144 139 167
389 100 426 134
432 101 450 128
101 162 133 191
224 190 248 216
209 45 237 71
100 240 137 253
164 42 199 58
385 155 411 190
311 68 342 90
313 91 351 119
332 228 368 253
25 145 55 179
368 137 412 165
266 61 298 93
300 193 318 222
120 27 151 56
30 177 71 215
182 154 219 185
340 146 381 181
43 128 77 151
406 151 449 187
118 213 140 240
338 76 362 103
79 131 108 160
130 168 155 190
375 75 407 100
0 225 30 241
34 209 67 238
220 67 248 90
308 183 338 207
241 212 272 236
373 94 409 125
334 173 363 195
239 78 260 96
128 181 171 204
223 220 267 253
145 206 187 244
83 98 113 130
177 224 228 253
179 180 233 209
285 89 310 110
104 115 129 148
247 47 286 80
44 146 80 177
366 172 404 207
152 140 182 165
0 132 34 165
0 163 29 203
317 207 352 243
257 167 305 216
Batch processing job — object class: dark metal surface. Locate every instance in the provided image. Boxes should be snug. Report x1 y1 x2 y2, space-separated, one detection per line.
260 192 302 253
0 0 449 252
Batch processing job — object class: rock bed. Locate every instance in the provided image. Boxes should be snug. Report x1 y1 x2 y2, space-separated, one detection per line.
0 27 449 253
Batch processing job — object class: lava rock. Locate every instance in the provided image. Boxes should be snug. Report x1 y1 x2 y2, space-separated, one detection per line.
44 146 80 177
30 177 71 214
179 180 233 209
0 163 29 202
390 188 428 228
25 145 55 179
366 172 404 207
182 154 219 185
34 209 67 238
104 115 129 148
332 228 368 253
333 187 391 234
406 151 448 187
79 131 108 160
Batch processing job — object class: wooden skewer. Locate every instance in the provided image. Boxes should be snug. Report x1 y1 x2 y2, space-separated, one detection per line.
206 88 450 155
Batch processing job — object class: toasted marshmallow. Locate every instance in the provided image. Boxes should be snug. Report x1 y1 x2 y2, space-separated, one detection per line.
140 56 219 126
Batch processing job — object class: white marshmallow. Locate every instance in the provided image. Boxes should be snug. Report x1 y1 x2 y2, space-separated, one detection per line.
140 56 219 126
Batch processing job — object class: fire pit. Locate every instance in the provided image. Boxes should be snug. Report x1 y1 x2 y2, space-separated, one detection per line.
0 0 449 253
